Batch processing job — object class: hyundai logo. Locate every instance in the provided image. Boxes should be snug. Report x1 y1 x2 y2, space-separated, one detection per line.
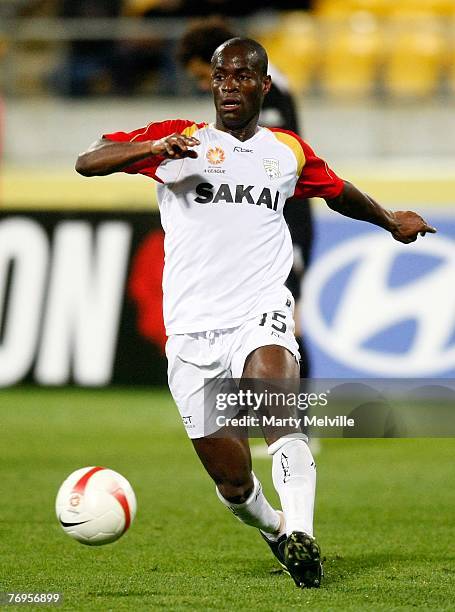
302 233 455 376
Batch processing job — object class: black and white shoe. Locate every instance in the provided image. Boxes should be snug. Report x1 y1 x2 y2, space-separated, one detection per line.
260 530 288 571
284 531 323 588
260 510 288 572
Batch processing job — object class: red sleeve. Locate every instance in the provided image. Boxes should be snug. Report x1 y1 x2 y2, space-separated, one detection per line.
102 119 203 181
295 137 344 199
270 128 344 200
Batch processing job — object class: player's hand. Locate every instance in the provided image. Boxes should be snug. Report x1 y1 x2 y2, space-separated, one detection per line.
150 133 200 159
389 211 437 244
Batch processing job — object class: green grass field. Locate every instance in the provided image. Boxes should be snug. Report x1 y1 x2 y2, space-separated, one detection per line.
1 388 454 611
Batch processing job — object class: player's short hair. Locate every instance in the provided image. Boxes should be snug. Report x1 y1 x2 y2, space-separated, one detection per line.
178 20 236 67
211 38 269 77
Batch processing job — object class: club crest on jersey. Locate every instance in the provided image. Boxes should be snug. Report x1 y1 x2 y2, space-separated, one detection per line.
206 146 225 165
263 158 281 180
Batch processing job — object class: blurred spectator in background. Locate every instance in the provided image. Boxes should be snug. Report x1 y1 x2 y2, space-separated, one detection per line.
112 0 181 96
11 0 312 97
108 0 277 96
137 0 294 17
115 0 314 95
51 0 123 96
178 19 314 378
136 1 308 17
50 0 176 96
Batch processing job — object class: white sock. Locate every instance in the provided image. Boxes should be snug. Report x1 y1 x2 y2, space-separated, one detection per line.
269 434 316 537
216 472 281 534
261 510 285 543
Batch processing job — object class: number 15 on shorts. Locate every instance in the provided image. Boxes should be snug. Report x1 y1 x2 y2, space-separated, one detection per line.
259 312 288 334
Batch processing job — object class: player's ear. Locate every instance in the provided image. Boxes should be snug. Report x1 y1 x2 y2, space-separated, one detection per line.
263 75 272 96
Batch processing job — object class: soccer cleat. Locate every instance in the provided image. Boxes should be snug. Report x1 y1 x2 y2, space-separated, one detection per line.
260 510 288 572
284 531 323 588
260 530 288 571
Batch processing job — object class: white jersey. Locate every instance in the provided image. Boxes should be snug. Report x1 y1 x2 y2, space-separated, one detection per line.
104 120 343 334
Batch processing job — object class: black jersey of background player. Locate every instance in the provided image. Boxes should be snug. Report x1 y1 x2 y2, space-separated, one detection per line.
260 65 313 302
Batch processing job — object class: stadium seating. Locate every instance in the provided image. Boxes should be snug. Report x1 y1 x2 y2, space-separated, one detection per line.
317 12 382 98
315 0 455 17
269 3 452 99
256 12 318 93
447 17 455 95
315 0 394 17
3 2 455 99
13 40 61 95
383 14 446 98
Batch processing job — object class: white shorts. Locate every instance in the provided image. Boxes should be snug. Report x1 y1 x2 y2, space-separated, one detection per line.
166 303 300 439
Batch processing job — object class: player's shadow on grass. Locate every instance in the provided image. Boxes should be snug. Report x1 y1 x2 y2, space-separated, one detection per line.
259 552 420 585
321 552 412 585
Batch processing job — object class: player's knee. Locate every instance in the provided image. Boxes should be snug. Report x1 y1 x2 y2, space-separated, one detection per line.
244 346 298 379
217 475 254 504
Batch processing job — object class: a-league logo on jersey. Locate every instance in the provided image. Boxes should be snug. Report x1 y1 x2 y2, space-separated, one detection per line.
263 158 281 180
206 146 225 165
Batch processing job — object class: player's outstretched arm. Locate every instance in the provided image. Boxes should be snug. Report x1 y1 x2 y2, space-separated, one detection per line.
75 133 200 177
326 181 436 244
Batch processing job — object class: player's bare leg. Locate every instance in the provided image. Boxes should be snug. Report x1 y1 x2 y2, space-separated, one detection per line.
192 435 284 535
192 436 253 503
242 345 322 588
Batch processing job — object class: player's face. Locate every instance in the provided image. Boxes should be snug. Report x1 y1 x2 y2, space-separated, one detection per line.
211 46 271 131
187 58 212 92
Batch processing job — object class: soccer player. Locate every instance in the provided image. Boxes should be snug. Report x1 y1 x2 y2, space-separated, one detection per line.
76 38 435 589
178 21 313 379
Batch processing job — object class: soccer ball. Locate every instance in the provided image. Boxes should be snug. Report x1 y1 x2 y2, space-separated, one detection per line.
55 466 137 546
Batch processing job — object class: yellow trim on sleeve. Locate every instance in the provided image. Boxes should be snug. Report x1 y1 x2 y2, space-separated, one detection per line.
270 131 306 176
181 123 200 138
